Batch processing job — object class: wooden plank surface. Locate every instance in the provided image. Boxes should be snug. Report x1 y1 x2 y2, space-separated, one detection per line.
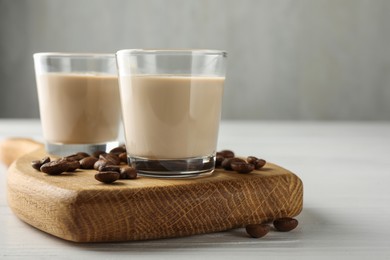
0 138 42 167
6 144 303 243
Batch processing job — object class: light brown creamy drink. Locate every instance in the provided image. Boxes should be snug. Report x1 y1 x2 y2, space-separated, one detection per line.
36 73 121 144
120 75 224 159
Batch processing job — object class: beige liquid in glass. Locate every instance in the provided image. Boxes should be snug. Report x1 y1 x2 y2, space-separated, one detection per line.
120 75 224 159
36 73 121 144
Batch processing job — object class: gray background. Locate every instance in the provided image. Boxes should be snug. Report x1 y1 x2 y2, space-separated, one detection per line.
1 0 389 120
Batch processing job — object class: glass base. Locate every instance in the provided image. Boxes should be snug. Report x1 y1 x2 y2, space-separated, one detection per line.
45 141 119 156
128 155 216 178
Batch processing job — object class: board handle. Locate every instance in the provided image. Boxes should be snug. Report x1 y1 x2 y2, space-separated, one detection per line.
0 138 43 167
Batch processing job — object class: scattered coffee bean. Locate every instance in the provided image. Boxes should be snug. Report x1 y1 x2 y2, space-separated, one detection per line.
245 224 270 238
95 171 120 184
31 156 50 171
215 154 224 167
246 156 266 170
109 146 126 155
221 157 246 171
55 157 81 172
99 153 120 165
64 152 89 161
255 159 266 169
31 161 41 171
246 156 258 165
77 152 90 158
120 166 137 179
63 154 79 161
231 161 255 174
94 160 108 170
217 150 235 159
65 160 80 172
92 150 106 158
99 165 121 173
79 156 99 169
119 152 127 163
40 160 70 175
273 217 298 232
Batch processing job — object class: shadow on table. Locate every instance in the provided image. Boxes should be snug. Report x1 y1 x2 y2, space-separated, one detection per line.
48 207 337 252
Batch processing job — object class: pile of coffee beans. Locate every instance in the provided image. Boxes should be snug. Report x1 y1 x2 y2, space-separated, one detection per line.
245 217 299 238
32 148 267 181
32 148 267 180
216 149 266 174
31 153 85 175
31 145 137 184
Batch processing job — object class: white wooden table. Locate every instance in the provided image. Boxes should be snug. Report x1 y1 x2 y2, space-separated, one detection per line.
1 119 389 259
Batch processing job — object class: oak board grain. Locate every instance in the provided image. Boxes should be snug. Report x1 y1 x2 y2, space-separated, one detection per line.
0 138 42 167
6 146 303 242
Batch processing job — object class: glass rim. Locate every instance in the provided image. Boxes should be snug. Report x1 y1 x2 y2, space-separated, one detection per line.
33 52 115 59
116 49 227 57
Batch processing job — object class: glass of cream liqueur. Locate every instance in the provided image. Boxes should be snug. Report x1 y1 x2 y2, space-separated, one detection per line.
116 49 227 178
33 53 121 156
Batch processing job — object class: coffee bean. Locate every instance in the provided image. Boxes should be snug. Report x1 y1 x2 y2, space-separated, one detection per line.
92 150 106 159
31 156 50 171
246 156 258 165
221 157 246 171
246 156 266 170
99 165 121 173
56 157 81 172
95 171 120 184
217 150 235 159
94 160 108 170
231 161 255 174
245 224 270 238
31 161 41 171
99 153 120 165
40 160 69 175
76 152 90 158
273 217 298 232
79 156 99 169
120 166 137 179
215 154 224 167
109 146 126 155
255 159 266 169
65 160 80 172
64 152 89 161
119 152 127 163
63 154 79 161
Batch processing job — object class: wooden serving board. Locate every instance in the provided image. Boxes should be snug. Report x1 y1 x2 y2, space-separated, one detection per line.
4 141 303 243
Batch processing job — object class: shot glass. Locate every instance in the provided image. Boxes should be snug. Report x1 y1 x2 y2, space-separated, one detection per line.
116 49 227 178
33 53 121 156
